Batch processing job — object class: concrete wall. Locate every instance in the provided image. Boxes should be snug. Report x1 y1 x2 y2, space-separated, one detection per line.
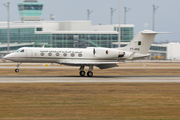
42 22 59 31
59 21 91 31
167 43 180 60
91 24 134 31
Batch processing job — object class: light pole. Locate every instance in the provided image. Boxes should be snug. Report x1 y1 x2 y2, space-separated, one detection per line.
110 8 116 25
124 7 130 24
118 0 121 48
3 2 10 54
87 9 93 20
153 4 159 31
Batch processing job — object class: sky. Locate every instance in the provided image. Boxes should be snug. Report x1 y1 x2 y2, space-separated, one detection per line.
0 0 179 43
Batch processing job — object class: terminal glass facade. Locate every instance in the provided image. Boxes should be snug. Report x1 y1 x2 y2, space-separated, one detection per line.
0 45 34 52
0 26 136 52
150 46 167 51
0 28 52 49
0 27 127 51
115 27 134 42
52 34 118 48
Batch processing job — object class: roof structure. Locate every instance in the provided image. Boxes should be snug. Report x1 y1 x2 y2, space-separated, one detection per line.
24 0 38 2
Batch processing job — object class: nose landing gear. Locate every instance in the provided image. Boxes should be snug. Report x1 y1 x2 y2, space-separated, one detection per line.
15 63 21 73
15 69 19 73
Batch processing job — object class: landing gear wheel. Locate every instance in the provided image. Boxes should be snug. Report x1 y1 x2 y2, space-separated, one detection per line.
87 71 93 77
79 71 86 77
15 69 19 73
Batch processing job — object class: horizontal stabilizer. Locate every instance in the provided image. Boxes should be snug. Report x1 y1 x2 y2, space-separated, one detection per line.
141 30 172 34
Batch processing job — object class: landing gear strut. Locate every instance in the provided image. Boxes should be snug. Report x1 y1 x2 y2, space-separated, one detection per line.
79 65 94 77
87 65 93 77
15 63 21 73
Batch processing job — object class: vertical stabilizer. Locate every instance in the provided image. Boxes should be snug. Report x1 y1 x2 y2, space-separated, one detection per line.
123 30 158 54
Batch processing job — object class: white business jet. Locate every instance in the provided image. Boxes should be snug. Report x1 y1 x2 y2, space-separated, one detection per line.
3 30 161 77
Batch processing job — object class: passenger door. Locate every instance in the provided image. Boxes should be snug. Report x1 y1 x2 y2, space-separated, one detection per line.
26 49 32 60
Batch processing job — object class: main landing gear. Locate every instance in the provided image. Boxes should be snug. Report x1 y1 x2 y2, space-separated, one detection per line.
15 63 21 73
79 65 93 77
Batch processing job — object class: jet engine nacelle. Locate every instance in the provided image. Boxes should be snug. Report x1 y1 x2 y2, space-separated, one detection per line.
94 48 125 58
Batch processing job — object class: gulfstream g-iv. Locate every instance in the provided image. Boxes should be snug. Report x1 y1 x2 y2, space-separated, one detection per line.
3 30 163 77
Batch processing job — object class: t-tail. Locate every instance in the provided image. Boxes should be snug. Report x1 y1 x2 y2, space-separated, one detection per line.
123 30 162 55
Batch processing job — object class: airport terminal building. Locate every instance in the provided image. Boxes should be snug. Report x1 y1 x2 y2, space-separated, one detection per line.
0 0 179 60
0 21 134 58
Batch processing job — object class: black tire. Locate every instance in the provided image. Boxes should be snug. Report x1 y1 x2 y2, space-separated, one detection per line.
87 71 93 77
79 71 86 77
15 69 19 73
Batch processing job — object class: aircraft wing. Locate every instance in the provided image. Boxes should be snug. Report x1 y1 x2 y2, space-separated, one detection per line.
61 62 119 69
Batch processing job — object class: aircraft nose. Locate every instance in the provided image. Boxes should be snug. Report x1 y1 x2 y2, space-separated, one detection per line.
3 54 11 60
3 55 7 60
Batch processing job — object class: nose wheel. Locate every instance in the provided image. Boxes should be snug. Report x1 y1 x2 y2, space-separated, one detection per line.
15 63 22 73
15 69 19 73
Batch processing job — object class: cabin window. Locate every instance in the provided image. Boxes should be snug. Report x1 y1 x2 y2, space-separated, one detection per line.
63 53 67 57
40 53 44 56
20 49 24 52
78 53 82 57
71 53 75 57
48 53 52 56
56 53 60 56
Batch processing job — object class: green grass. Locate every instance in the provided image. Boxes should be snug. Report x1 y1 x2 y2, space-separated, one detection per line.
0 83 180 119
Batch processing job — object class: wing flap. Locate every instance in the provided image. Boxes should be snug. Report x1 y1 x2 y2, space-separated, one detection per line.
96 64 118 69
61 62 119 69
62 62 119 65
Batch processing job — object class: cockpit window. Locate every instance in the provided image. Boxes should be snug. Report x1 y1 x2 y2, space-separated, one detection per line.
20 49 24 52
16 49 21 53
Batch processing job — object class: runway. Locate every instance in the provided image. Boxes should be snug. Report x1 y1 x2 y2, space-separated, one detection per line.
0 76 180 83
1 66 180 69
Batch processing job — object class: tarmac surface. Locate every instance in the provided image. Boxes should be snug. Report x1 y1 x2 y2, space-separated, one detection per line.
0 76 180 83
1 66 180 69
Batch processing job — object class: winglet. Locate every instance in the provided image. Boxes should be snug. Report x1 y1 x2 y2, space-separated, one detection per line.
127 52 136 60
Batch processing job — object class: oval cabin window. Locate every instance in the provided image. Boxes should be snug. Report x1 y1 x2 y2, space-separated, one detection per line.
41 53 44 56
56 53 60 56
71 53 75 57
63 53 67 57
78 53 82 57
48 53 52 56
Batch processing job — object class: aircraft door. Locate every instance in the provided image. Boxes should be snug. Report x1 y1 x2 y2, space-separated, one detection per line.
26 49 32 60
93 48 96 55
